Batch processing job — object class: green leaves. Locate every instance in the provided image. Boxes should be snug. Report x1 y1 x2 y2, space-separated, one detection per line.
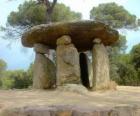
90 2 137 29
0 61 33 89
90 2 140 86
138 19 140 26
52 3 81 22
130 43 140 70
8 1 46 26
7 1 81 26
0 59 7 78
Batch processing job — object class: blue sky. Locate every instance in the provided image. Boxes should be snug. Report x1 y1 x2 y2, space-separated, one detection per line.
0 0 140 70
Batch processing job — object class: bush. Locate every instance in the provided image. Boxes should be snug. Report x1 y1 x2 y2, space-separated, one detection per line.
1 69 33 89
1 76 15 89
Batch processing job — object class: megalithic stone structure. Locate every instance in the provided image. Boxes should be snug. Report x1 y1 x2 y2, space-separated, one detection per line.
21 21 119 90
92 38 110 90
56 35 81 86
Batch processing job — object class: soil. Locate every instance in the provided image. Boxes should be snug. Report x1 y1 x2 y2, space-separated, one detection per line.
0 86 140 114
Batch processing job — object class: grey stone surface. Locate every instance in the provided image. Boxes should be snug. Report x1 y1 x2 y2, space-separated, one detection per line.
92 42 110 90
1 105 140 116
56 35 71 45
56 36 81 86
33 53 56 89
87 58 93 88
34 43 50 54
57 84 88 95
93 38 101 44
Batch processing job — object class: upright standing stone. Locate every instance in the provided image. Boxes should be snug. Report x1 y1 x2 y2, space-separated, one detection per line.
92 38 110 90
56 35 81 86
87 58 93 88
33 44 56 89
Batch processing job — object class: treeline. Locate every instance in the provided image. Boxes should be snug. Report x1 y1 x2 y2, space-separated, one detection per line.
0 62 33 89
110 42 140 86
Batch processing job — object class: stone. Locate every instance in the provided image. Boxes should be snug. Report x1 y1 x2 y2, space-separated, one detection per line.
111 106 139 116
2 105 140 116
22 21 119 51
92 42 110 90
56 35 71 45
93 38 101 44
33 53 56 89
56 36 81 86
34 43 50 54
57 84 88 95
87 58 93 88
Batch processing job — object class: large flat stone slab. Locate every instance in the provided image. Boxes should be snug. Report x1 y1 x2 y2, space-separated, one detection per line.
22 21 119 51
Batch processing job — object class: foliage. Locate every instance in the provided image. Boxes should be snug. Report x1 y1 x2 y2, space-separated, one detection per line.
52 3 81 22
0 59 7 78
138 19 140 26
109 41 140 86
90 2 137 28
1 75 15 89
108 35 127 82
115 54 139 86
8 1 46 26
0 63 33 89
130 43 140 70
90 2 140 86
7 1 81 26
117 62 139 86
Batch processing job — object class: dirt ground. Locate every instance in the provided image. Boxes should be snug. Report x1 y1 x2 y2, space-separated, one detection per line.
0 86 140 113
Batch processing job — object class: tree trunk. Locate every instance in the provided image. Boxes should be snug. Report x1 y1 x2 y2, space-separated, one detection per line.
45 0 57 24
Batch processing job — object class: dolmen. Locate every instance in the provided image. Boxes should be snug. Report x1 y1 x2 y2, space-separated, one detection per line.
22 21 119 90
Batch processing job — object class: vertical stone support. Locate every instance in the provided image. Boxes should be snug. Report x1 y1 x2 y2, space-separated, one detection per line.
92 38 110 90
56 35 81 86
33 44 56 89
87 57 93 88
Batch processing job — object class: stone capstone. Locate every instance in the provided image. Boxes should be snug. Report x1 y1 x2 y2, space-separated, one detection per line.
56 35 81 85
22 21 119 51
33 53 56 89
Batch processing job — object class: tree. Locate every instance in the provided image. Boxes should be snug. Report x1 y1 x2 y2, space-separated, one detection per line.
0 63 33 89
90 2 137 29
1 68 33 89
7 1 81 27
0 59 7 78
130 43 140 70
117 62 139 86
5 0 81 40
138 19 140 26
90 2 140 86
108 35 127 82
1 76 15 89
38 0 57 23
8 1 46 26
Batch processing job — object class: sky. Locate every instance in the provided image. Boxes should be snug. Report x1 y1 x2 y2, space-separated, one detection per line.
0 0 140 70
